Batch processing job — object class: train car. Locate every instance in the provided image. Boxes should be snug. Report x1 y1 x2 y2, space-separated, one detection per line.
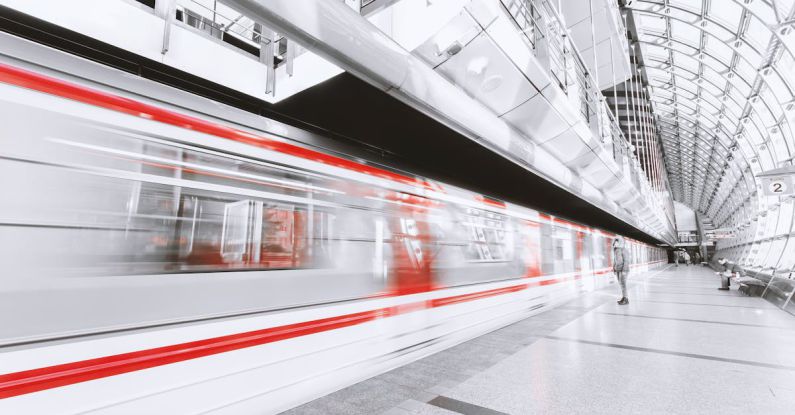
0 50 665 414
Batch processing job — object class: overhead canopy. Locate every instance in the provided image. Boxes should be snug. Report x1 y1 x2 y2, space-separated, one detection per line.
626 0 795 230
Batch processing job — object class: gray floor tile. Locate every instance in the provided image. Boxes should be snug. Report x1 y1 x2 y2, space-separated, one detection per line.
283 265 793 414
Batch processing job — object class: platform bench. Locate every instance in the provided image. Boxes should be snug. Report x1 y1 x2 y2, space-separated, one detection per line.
735 276 766 297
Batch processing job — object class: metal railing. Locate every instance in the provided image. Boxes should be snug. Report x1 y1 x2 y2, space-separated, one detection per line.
178 0 260 45
504 0 568 91
503 0 673 235
148 0 302 95
502 0 542 50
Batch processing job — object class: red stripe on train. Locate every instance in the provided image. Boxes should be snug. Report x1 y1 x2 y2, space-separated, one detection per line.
0 63 434 191
0 309 387 399
0 279 539 399
475 195 507 209
429 284 527 307
0 262 661 398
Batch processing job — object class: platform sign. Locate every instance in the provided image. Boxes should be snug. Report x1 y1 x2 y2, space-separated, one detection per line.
705 228 736 240
675 242 700 247
761 175 793 196
758 166 795 196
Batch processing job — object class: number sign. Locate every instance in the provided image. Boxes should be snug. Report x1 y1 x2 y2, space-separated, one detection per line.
762 176 794 196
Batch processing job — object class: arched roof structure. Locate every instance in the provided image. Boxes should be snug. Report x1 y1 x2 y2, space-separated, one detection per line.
627 0 795 273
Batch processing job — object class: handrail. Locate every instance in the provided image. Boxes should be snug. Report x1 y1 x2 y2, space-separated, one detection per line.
502 0 673 232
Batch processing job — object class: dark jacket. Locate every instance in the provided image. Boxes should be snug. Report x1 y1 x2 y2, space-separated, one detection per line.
613 246 630 272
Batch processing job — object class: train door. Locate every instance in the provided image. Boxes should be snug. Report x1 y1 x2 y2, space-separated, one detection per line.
580 231 596 284
540 221 555 275
553 225 575 273
591 233 606 271
523 220 542 278
220 200 256 264
387 193 436 295
576 230 591 273
259 204 300 268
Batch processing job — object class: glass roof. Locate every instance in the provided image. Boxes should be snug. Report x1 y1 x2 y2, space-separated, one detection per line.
627 0 795 229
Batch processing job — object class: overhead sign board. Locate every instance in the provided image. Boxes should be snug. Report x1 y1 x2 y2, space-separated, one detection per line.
758 166 795 196
675 242 700 247
761 175 793 196
705 228 736 239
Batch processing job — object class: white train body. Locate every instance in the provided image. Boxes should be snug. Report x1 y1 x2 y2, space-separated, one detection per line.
0 58 664 414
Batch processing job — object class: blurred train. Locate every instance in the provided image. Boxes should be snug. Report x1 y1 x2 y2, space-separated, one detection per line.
0 54 665 414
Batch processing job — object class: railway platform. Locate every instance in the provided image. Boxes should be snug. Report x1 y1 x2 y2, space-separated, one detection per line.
287 265 795 415
1 1 795 413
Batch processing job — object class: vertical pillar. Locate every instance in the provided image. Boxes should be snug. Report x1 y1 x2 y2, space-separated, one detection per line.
610 38 619 120
589 0 599 88
156 0 177 54
630 60 644 181
258 28 277 95
285 38 295 77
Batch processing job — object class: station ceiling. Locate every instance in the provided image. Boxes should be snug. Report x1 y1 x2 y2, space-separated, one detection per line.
0 3 664 244
626 0 795 229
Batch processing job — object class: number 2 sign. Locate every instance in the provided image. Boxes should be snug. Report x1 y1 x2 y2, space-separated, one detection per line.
762 176 794 196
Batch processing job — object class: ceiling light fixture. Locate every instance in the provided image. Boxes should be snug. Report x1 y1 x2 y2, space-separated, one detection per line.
760 66 773 77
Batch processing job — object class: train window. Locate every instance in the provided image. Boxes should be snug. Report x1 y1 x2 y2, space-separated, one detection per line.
553 226 575 273
460 208 513 262
539 223 575 274
221 200 253 262
540 222 555 274
177 195 227 267
257 204 333 269
579 232 591 271
173 194 336 271
0 95 412 343
591 234 607 269
400 218 427 266
2 128 359 275
522 220 542 277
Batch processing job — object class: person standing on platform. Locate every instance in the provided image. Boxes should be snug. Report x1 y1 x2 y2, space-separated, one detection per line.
674 250 680 266
683 251 691 266
612 237 630 305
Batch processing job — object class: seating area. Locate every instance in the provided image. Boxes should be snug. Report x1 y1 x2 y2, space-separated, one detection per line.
737 277 768 297
706 259 795 306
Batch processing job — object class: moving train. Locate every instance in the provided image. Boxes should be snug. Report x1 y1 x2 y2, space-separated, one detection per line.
0 54 665 413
